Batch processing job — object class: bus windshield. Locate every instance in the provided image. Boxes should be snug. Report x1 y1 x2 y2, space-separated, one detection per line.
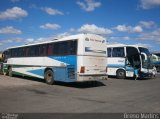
139 47 152 69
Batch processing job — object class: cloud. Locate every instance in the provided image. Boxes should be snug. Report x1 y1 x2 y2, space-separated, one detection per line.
114 24 143 33
132 26 143 33
134 43 152 48
26 38 45 43
139 21 156 29
25 32 70 44
109 36 131 40
40 23 61 30
0 7 28 20
0 37 23 46
114 25 131 32
42 7 63 15
69 28 76 32
77 0 101 12
0 26 22 34
140 0 160 9
55 32 71 39
26 38 34 43
78 24 113 35
138 28 160 41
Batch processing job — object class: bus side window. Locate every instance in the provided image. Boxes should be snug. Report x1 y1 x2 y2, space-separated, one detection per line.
18 48 24 57
39 45 47 56
21 48 25 57
28 46 34 57
12 49 18 57
107 48 112 57
112 47 124 57
53 42 60 55
25 47 29 57
47 44 53 56
35 45 40 56
59 41 68 55
69 40 77 55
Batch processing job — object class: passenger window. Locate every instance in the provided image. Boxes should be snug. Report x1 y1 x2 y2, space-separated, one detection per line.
107 48 112 57
47 44 53 56
112 47 124 57
39 45 47 56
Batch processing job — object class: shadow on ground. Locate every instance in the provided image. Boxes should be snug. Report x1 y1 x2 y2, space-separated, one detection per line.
108 75 154 81
13 75 106 88
54 81 106 89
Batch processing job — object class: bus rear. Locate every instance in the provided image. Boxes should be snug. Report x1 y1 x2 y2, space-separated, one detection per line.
77 34 107 81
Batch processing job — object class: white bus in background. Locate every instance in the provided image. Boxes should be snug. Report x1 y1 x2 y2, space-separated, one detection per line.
106 44 155 79
2 34 107 84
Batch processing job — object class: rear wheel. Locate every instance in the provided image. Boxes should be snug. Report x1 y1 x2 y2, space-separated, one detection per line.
44 70 54 85
8 67 13 77
116 69 126 79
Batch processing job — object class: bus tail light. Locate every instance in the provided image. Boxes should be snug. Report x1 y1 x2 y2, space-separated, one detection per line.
80 66 85 73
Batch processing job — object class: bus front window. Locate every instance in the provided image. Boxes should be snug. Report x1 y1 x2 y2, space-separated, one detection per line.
139 47 152 69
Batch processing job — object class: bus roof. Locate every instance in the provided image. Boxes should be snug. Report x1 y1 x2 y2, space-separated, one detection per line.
106 43 148 49
6 34 105 50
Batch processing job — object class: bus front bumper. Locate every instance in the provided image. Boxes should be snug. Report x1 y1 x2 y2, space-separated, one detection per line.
139 72 153 79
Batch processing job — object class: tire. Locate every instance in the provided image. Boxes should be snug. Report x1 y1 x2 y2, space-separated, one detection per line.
44 70 54 85
8 67 13 77
116 69 126 79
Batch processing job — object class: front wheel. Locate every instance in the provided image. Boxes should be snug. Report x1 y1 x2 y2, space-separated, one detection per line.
44 70 54 85
116 69 126 79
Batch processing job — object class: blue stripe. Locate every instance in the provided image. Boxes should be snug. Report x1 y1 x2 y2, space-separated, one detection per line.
108 64 135 71
108 64 125 68
48 56 77 65
85 47 106 54
28 68 44 77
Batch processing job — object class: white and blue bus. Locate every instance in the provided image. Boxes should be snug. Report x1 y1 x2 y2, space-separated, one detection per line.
107 44 154 79
2 34 107 84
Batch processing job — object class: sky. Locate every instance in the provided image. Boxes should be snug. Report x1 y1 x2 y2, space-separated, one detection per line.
0 0 160 52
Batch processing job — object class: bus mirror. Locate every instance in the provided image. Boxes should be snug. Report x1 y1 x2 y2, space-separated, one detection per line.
141 52 147 61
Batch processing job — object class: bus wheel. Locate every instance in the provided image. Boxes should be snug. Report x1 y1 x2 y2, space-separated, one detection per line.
116 69 126 79
8 67 13 77
44 70 54 85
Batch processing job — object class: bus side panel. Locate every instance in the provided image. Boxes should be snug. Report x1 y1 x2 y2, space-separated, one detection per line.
49 56 77 82
107 57 125 76
14 66 45 79
9 65 45 79
4 56 77 82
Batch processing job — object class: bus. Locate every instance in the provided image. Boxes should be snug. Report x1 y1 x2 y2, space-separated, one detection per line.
107 44 154 79
151 53 160 72
2 34 107 84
